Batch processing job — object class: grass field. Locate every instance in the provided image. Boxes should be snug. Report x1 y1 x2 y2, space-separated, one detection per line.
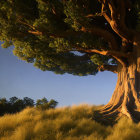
0 104 140 140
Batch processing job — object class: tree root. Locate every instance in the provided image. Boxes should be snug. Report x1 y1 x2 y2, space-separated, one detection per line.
92 103 140 125
92 105 121 125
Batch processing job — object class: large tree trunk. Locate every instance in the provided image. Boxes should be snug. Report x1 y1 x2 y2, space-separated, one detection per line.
99 47 140 122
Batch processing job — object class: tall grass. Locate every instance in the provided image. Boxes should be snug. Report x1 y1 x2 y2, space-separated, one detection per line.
0 104 139 140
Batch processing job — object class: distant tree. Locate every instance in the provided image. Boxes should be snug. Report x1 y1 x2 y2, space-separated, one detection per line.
9 96 34 112
48 99 58 109
13 99 24 112
9 96 19 113
9 96 18 105
23 97 34 107
0 98 7 104
0 98 9 115
9 97 24 113
0 97 30 115
36 97 58 110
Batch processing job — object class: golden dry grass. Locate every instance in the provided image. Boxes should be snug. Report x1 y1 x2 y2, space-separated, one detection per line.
0 104 139 140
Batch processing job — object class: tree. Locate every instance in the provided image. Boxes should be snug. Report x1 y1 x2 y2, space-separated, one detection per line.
9 96 18 105
9 96 34 113
0 98 9 115
36 97 58 110
48 99 58 109
0 0 140 121
23 97 34 107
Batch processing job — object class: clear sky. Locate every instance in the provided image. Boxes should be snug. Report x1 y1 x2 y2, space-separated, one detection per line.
0 43 117 107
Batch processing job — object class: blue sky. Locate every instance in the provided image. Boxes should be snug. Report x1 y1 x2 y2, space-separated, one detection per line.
0 45 117 107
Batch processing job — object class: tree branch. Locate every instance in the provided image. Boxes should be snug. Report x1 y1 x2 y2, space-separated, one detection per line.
81 49 129 58
85 13 102 18
81 26 119 50
28 30 42 36
72 46 128 67
99 0 135 42
17 19 36 30
112 55 127 67
98 64 118 73
101 2 111 23
108 1 117 21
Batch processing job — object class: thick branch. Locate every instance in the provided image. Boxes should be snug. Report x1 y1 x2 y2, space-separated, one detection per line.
89 51 126 67
82 49 129 58
84 49 127 67
81 26 119 50
113 55 127 67
108 1 117 21
98 65 118 73
99 0 134 42
101 2 111 23
72 46 128 67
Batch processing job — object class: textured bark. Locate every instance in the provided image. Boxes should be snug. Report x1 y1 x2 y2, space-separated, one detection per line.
99 46 140 122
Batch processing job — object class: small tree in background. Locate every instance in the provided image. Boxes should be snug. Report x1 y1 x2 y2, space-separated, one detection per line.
0 98 9 115
9 96 34 113
36 97 58 110
23 97 34 107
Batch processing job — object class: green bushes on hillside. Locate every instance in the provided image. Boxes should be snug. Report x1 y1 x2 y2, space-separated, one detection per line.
0 105 140 140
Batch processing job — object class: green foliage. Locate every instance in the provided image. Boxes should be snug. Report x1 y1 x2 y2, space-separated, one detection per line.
36 97 58 110
64 0 101 30
0 0 109 76
0 105 140 140
0 0 140 76
90 54 109 66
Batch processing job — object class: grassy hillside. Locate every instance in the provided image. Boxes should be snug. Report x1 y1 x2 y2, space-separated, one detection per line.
0 105 140 140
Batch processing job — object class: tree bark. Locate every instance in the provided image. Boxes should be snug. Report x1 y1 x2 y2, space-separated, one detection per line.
99 46 140 122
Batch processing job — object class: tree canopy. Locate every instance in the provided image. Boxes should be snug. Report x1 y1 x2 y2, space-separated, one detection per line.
1 0 140 76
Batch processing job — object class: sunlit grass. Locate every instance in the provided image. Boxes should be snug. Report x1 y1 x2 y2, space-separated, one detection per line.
0 104 140 140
